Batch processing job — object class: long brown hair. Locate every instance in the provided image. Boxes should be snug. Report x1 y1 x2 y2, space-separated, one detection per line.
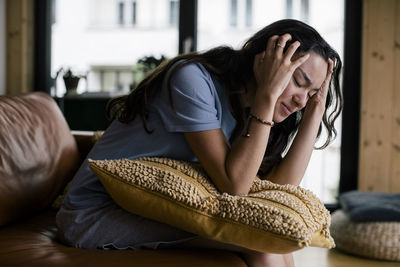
107 19 343 177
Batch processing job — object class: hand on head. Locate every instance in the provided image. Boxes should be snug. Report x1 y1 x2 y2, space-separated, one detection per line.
305 57 334 112
253 34 310 102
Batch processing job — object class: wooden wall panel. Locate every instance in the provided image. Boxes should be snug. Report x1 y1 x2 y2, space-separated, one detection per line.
6 0 34 95
391 1 400 191
359 0 400 192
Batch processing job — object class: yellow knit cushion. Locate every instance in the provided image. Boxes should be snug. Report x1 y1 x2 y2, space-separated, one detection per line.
89 157 335 253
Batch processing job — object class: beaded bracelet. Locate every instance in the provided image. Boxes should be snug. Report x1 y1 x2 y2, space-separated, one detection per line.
242 113 274 137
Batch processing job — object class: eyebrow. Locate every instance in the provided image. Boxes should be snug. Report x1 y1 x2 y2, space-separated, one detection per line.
298 68 312 85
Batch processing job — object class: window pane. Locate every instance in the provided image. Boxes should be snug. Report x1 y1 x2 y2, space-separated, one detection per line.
230 0 238 27
198 0 344 203
169 0 179 26
132 1 136 25
118 2 124 25
51 0 178 97
245 0 252 27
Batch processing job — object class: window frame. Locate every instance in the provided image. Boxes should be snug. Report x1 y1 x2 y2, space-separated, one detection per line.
34 0 362 210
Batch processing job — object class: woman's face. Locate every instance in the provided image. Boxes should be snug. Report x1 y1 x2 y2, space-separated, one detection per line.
273 52 328 123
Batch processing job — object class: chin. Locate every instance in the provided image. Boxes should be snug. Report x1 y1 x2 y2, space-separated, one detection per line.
273 115 285 123
273 112 294 123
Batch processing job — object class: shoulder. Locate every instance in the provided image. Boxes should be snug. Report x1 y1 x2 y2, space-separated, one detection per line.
165 61 217 101
169 61 212 86
153 61 222 132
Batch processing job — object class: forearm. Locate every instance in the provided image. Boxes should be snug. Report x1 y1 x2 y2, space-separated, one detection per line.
225 94 277 194
184 91 278 196
267 105 324 186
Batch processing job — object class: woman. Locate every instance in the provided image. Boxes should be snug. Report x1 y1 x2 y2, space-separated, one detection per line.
57 19 342 267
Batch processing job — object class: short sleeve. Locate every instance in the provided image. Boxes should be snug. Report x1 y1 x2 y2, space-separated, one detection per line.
153 62 222 132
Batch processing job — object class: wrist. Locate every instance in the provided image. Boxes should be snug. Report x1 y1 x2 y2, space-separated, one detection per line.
250 93 277 122
303 102 325 120
254 90 278 106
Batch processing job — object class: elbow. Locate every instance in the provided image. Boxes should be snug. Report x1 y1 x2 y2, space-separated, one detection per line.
223 166 255 196
220 179 250 196
229 188 249 196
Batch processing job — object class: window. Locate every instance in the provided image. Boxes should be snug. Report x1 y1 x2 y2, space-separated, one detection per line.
286 0 310 23
245 0 252 28
230 0 238 27
228 0 253 29
300 0 309 23
51 0 179 96
286 0 293 18
169 0 179 26
118 1 125 25
198 0 344 203
118 1 137 26
132 1 137 25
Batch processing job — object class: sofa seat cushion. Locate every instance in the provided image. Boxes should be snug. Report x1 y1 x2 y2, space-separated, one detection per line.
0 210 246 267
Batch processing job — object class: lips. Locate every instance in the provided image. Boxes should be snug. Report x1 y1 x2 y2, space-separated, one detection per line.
281 103 293 116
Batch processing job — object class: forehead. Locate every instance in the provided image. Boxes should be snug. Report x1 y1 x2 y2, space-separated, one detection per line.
296 52 327 88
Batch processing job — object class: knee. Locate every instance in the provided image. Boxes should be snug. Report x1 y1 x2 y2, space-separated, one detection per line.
242 251 292 267
283 253 294 267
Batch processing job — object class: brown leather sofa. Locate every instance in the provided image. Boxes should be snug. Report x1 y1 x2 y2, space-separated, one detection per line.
0 92 246 267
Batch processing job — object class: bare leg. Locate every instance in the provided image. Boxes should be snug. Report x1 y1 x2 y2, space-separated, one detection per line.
283 253 295 267
174 237 293 267
241 250 287 267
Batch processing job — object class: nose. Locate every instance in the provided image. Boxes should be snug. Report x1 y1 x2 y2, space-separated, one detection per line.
292 91 308 109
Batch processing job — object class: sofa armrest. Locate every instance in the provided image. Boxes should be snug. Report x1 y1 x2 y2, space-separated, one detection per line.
72 130 104 161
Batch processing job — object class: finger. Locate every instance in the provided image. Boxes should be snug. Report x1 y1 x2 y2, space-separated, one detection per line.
266 35 279 55
322 58 334 89
291 53 310 70
253 51 265 73
327 58 334 76
253 51 265 66
275 33 292 51
284 41 301 62
318 59 335 97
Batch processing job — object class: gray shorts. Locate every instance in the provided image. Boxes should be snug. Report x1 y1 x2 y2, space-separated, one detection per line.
56 202 197 250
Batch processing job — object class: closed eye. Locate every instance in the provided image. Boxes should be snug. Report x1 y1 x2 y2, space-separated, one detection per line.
294 77 301 87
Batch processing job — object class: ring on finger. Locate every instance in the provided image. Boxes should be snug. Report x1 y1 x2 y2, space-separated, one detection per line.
276 43 285 48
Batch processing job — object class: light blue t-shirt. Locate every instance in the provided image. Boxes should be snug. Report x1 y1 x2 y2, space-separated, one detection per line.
62 62 237 210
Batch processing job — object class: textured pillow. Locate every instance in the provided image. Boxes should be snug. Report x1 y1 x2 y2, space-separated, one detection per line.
89 157 335 253
330 210 400 261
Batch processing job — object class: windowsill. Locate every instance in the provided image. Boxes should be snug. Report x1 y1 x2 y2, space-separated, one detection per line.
60 91 124 99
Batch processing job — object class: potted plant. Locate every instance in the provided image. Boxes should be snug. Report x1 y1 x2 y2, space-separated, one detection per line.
131 55 167 89
137 55 167 74
62 69 83 95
